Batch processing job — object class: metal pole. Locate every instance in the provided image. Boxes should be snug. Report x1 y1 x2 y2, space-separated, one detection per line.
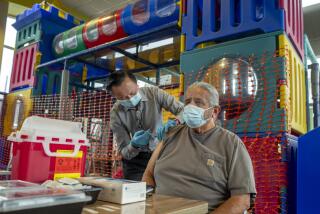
156 69 161 86
59 60 70 120
305 35 318 64
310 63 320 128
4 75 8 92
304 34 319 131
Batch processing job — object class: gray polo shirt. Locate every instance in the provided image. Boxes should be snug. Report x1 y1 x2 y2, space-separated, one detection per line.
110 86 184 160
154 125 256 211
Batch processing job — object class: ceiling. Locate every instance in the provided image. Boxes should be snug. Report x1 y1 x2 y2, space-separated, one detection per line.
60 0 137 19
304 3 320 57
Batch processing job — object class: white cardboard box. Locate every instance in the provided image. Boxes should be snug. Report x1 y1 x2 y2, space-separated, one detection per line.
78 177 146 204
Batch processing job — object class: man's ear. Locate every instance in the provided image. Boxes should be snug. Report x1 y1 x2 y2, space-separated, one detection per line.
211 106 221 120
204 106 220 119
204 107 214 119
213 106 221 115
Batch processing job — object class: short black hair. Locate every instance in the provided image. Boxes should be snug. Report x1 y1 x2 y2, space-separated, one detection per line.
106 71 137 91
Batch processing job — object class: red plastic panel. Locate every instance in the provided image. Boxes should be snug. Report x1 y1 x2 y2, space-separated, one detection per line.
242 134 288 214
11 141 88 183
10 43 38 92
280 0 304 60
83 9 127 48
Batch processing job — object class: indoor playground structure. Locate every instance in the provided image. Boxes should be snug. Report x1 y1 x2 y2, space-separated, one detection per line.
0 0 319 213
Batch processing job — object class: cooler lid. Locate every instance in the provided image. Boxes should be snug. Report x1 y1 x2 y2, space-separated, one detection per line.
0 180 39 190
0 186 90 212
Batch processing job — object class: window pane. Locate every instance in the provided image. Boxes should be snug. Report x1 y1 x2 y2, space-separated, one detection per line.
4 17 16 48
132 0 150 25
0 48 14 92
85 20 99 41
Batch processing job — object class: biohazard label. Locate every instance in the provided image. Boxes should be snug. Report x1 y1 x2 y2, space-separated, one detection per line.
54 150 83 179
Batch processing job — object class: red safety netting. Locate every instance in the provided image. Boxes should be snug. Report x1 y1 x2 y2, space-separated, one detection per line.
183 47 305 136
30 91 118 178
241 133 295 214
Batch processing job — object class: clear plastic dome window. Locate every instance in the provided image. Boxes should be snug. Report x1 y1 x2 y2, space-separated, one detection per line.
65 29 78 49
85 20 99 41
203 57 258 120
101 14 117 36
132 0 150 25
155 0 176 17
53 34 64 54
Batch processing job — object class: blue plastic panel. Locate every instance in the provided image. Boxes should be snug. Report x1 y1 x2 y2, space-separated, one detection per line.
121 0 179 35
33 68 83 96
297 127 320 214
15 18 73 63
13 3 82 31
182 0 285 50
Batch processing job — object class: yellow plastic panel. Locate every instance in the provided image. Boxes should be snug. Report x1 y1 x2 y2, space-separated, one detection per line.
278 34 307 134
179 73 184 97
178 0 182 27
3 89 33 136
125 43 180 70
58 10 67 19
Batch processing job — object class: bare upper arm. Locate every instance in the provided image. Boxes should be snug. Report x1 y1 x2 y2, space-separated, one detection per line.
142 142 164 185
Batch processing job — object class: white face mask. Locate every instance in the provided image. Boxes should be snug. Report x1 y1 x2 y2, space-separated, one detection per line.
182 104 213 128
118 92 142 108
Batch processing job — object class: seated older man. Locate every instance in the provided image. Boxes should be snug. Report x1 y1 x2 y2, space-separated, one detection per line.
142 82 256 213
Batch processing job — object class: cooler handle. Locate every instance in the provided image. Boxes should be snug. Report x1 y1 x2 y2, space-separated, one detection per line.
42 141 81 157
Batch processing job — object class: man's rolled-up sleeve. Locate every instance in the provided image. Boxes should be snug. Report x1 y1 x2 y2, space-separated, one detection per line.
154 87 184 115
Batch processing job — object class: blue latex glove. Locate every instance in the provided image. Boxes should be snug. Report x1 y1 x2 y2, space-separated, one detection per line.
130 130 152 148
156 120 177 141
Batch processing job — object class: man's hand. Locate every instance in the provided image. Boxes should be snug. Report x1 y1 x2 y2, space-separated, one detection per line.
156 120 178 141
130 130 152 148
211 194 250 214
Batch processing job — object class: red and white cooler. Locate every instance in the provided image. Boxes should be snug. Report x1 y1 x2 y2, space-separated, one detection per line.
8 116 90 183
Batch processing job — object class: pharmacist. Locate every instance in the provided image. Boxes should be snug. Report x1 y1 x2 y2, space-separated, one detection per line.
108 71 183 180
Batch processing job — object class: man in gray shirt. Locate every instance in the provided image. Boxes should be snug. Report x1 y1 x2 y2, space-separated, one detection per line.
143 82 256 213
108 71 183 180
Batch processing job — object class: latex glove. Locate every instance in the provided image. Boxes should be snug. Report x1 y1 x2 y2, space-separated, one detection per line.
130 130 152 148
156 120 177 141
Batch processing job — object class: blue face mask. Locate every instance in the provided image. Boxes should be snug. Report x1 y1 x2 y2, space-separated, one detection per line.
182 104 212 128
119 92 142 108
